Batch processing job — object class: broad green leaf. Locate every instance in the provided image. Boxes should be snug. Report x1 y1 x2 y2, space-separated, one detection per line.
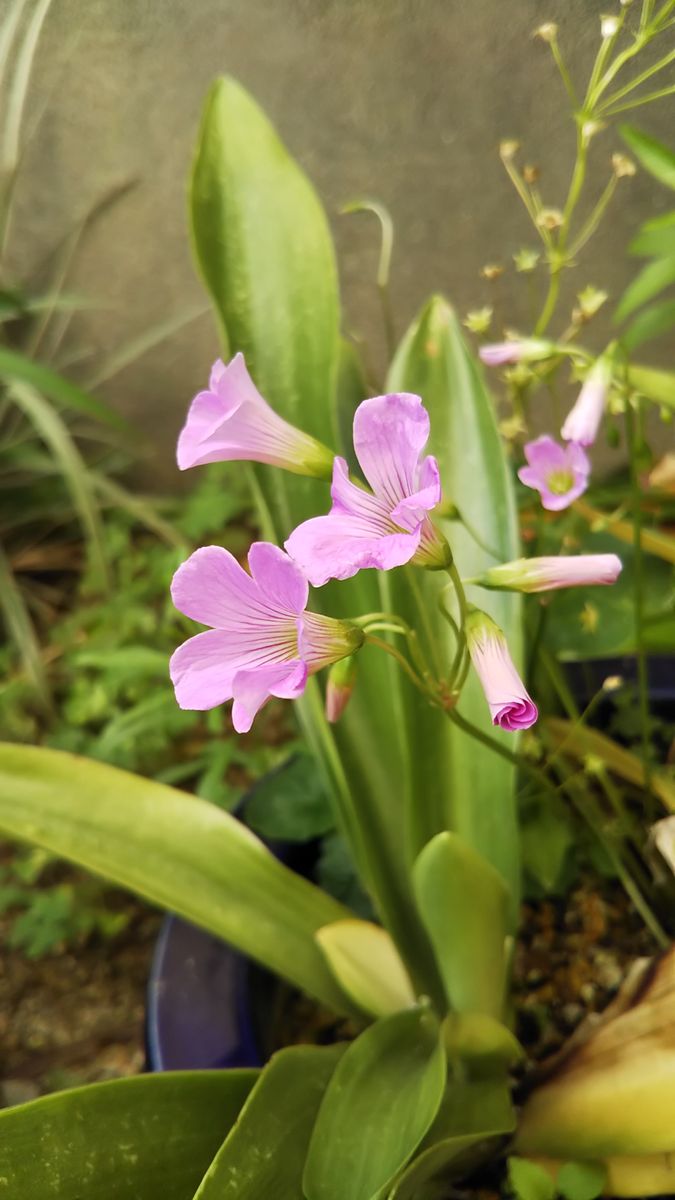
622 299 675 351
390 1076 514 1200
315 918 416 1017
522 800 575 894
627 363 675 410
193 1046 343 1199
304 1007 446 1200
558 1161 607 1200
413 832 509 1019
0 1069 256 1199
620 125 675 191
189 76 437 996
508 1157 557 1200
387 296 522 909
614 255 675 324
243 753 334 842
0 744 356 1012
0 345 125 427
629 211 675 258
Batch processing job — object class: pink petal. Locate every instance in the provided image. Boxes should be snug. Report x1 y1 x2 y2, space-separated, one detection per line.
353 393 432 508
170 629 240 710
231 660 308 733
247 542 308 615
391 455 441 530
493 698 539 731
171 546 261 628
523 435 567 472
330 456 393 526
286 512 422 587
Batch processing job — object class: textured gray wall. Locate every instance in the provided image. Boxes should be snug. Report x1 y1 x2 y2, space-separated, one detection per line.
6 0 675 484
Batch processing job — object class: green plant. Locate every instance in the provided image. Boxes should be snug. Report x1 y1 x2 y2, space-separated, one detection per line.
2 5 675 1199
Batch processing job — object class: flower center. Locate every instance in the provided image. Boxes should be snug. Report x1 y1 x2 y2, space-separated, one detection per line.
546 468 574 495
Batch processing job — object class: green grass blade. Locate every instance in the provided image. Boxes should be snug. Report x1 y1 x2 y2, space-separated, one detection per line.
0 539 49 704
0 345 126 427
83 304 211 390
8 380 109 587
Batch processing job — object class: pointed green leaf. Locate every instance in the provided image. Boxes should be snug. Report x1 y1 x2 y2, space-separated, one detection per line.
387 296 521 906
413 832 510 1019
629 211 675 257
390 1077 515 1200
189 76 435 993
0 743 355 1012
620 126 675 191
0 345 125 427
628 363 675 409
614 256 675 324
0 1069 256 1199
193 1046 343 1199
304 1007 446 1200
622 299 675 351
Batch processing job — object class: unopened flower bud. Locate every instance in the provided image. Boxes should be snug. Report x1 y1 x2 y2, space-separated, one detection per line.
534 22 558 42
465 609 537 732
536 207 564 231
561 354 613 447
499 139 520 161
602 674 624 692
463 306 493 334
612 152 636 178
514 247 540 273
477 554 622 594
523 164 540 185
601 14 620 37
481 263 504 281
325 655 358 723
479 338 556 367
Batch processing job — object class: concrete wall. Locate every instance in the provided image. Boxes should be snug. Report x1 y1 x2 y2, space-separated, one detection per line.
6 0 675 484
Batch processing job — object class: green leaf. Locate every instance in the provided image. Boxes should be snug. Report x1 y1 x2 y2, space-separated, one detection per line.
627 362 675 409
629 211 675 258
0 540 49 705
315 919 416 1017
390 1077 515 1200
192 1046 343 1199
0 1069 256 1199
303 1007 446 1200
8 381 109 588
413 832 509 1019
614 255 675 324
508 1157 557 1200
558 1161 607 1200
0 345 125 427
622 299 675 351
522 801 575 894
189 75 436 997
620 125 675 191
0 743 356 1012
244 753 334 842
387 296 522 909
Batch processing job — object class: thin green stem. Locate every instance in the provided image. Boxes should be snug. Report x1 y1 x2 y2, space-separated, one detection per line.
598 45 675 110
624 396 655 808
550 36 578 107
365 633 432 698
534 269 562 336
568 175 618 257
604 80 675 115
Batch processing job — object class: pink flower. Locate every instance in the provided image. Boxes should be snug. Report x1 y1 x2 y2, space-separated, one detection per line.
177 353 334 478
170 543 362 733
479 339 554 367
478 553 622 593
561 359 611 447
285 393 448 587
466 610 537 732
518 435 590 511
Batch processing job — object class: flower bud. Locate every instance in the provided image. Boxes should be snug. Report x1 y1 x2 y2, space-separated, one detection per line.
477 553 622 594
561 354 613 447
325 655 358 723
499 139 520 161
536 207 564 231
479 338 555 367
534 22 558 42
601 13 620 37
465 609 537 732
612 152 637 178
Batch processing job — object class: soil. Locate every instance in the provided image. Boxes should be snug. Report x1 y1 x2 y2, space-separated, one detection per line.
0 873 658 1107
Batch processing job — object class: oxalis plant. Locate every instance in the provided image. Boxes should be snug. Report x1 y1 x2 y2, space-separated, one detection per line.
1 5 675 1198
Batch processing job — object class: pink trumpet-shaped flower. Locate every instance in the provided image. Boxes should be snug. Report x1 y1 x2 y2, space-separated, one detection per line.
561 358 611 447
478 553 622 593
466 609 538 732
170 543 362 733
518 435 590 511
479 339 554 367
285 393 448 587
176 353 334 478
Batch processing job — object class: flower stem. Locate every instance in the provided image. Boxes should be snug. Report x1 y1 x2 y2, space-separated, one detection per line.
624 395 655 810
